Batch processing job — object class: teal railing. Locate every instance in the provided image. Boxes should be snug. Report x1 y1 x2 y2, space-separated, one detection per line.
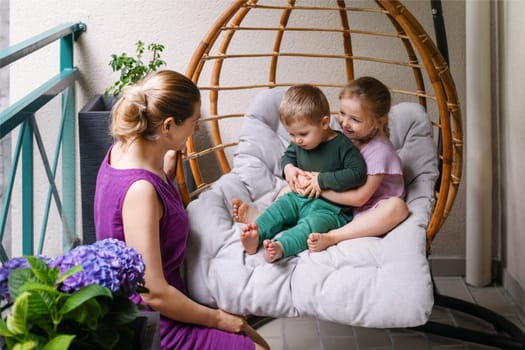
0 22 86 262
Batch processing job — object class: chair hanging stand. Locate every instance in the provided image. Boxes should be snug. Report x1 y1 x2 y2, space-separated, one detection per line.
413 1 525 349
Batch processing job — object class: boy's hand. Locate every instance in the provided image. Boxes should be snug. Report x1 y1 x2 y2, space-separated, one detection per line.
283 164 306 192
295 174 310 196
298 172 321 198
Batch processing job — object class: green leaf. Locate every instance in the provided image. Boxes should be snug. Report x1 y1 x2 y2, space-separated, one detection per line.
18 280 57 294
56 265 83 285
59 284 112 315
8 268 35 300
0 317 15 337
25 256 52 284
7 291 29 335
12 340 36 350
105 40 166 98
42 335 76 350
25 288 57 318
63 298 102 330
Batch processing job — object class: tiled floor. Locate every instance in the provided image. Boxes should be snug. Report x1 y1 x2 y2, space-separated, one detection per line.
256 277 525 350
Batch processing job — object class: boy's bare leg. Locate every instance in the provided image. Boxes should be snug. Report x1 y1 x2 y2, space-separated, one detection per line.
232 198 261 224
240 223 260 254
233 185 291 223
263 239 284 263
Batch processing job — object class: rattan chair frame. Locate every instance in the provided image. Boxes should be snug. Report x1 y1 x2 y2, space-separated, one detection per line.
177 0 462 249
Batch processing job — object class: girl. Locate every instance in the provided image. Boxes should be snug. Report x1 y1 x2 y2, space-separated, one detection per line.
307 76 409 251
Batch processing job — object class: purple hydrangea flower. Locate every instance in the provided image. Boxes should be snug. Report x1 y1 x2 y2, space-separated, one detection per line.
53 238 145 295
0 239 144 300
0 255 54 302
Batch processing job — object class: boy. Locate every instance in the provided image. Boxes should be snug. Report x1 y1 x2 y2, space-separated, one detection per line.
240 84 367 262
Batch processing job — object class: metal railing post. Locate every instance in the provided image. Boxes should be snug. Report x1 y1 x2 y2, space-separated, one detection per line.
60 33 77 251
21 118 34 255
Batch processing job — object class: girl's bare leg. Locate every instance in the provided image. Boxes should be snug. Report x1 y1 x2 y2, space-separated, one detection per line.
263 240 283 263
232 198 262 224
307 232 336 252
308 197 409 252
240 223 260 254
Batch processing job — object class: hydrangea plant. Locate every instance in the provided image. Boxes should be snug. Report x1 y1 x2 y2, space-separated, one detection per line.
0 238 147 350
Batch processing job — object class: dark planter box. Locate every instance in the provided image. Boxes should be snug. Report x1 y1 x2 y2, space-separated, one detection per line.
78 94 115 245
134 311 161 350
78 94 196 245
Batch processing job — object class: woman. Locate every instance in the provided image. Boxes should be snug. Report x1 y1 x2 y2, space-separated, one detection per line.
94 70 269 350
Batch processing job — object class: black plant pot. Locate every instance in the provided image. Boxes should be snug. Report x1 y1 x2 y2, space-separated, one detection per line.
133 311 161 350
78 94 115 245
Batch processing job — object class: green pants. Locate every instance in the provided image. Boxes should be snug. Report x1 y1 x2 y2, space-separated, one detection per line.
256 192 352 257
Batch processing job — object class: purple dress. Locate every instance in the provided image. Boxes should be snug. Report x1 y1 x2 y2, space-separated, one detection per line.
94 148 254 350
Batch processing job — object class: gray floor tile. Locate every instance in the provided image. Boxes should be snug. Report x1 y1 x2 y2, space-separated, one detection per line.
470 287 516 316
321 336 359 350
449 310 497 333
318 320 355 337
429 305 456 325
257 318 283 337
263 336 284 350
465 343 502 350
391 334 430 350
425 333 466 348
284 336 322 350
282 317 321 350
434 277 475 303
354 327 392 348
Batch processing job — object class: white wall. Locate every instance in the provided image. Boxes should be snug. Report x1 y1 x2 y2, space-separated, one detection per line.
499 0 525 306
9 1 466 260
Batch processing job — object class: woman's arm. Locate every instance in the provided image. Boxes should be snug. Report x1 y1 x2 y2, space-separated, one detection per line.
163 150 178 183
122 180 245 333
321 174 384 207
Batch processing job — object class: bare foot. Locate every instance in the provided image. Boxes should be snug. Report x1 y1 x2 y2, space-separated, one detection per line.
263 240 284 263
307 232 335 252
240 223 260 254
232 198 261 224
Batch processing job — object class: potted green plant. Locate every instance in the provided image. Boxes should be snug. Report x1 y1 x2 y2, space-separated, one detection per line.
104 40 166 99
79 41 166 245
0 238 159 350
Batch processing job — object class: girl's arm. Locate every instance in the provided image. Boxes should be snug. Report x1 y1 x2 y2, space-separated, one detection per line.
122 180 246 333
321 174 384 207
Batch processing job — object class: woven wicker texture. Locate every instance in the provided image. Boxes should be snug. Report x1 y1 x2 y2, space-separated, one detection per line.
177 0 462 248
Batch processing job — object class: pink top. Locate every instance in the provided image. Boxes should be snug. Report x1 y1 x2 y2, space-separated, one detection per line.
354 134 404 216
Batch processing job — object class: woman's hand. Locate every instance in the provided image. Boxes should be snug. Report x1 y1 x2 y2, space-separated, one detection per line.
215 309 246 333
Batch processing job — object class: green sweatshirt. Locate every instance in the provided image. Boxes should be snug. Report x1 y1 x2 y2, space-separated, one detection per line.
280 131 367 191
